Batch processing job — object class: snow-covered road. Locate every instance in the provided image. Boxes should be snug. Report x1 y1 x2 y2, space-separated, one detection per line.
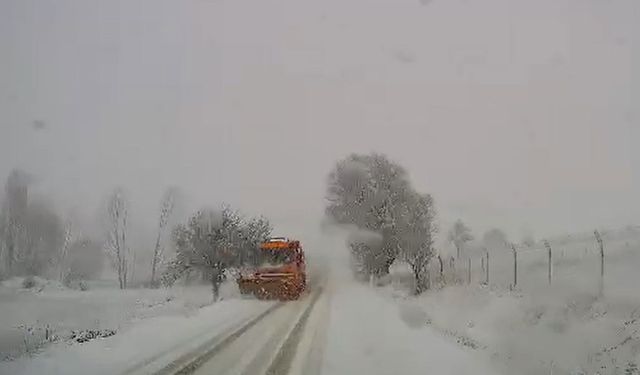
189 289 321 375
321 283 495 375
0 278 498 375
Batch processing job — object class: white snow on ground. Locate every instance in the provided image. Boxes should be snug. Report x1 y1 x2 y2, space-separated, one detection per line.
381 234 640 375
0 276 272 373
4 231 640 375
0 296 274 375
322 282 496 375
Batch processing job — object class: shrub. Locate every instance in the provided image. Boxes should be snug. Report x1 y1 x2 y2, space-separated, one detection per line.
22 276 36 289
78 281 88 291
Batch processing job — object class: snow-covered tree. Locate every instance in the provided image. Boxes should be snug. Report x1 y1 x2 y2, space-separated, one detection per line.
105 187 130 289
237 216 272 266
400 193 436 294
161 223 193 287
150 187 178 285
326 152 437 286
349 237 384 279
447 219 473 259
326 153 413 275
162 207 271 301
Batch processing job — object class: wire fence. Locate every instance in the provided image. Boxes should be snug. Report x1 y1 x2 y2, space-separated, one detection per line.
432 230 640 296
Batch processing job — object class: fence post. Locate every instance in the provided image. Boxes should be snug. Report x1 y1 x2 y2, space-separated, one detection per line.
595 230 604 296
450 257 455 283
544 240 552 284
467 258 471 284
485 251 489 285
437 255 444 283
511 243 518 288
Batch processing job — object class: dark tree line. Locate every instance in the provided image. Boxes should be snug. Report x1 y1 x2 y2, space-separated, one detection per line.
0 169 103 286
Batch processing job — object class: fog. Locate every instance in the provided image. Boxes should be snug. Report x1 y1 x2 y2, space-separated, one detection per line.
1 0 638 245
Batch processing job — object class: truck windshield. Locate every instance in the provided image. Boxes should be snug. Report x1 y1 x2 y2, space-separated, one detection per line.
260 250 295 266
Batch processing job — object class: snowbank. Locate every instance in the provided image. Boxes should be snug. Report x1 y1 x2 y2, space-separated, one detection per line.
323 282 495 375
0 297 274 375
1 276 68 293
0 278 244 362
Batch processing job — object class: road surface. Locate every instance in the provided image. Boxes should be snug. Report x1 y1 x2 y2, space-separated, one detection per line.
0 274 495 375
138 278 494 375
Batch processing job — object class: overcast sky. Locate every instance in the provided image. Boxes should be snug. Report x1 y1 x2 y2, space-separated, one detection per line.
1 0 638 245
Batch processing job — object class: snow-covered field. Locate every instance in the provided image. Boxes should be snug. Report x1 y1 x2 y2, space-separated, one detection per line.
0 275 271 373
3 232 640 375
384 232 640 375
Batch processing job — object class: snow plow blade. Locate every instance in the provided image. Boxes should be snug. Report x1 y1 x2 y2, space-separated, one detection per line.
237 276 306 301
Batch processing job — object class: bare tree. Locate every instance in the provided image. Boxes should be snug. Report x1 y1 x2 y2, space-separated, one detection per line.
150 187 177 285
19 200 64 276
447 219 473 259
105 188 130 289
0 169 30 277
57 220 73 282
595 230 604 296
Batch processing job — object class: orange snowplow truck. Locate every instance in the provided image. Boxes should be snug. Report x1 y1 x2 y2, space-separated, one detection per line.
237 237 307 300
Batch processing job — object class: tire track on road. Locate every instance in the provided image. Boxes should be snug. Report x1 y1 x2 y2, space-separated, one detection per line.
155 302 284 375
265 287 323 375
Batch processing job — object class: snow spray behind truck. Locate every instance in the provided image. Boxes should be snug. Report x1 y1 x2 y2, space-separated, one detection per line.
237 237 307 300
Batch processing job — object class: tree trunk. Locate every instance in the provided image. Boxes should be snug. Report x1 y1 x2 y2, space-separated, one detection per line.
412 261 429 295
151 256 158 286
150 232 162 285
211 267 222 302
412 264 422 295
115 248 123 289
4 224 15 276
121 223 128 289
6 238 14 276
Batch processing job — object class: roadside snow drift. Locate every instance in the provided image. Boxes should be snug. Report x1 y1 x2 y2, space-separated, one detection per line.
322 282 495 375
